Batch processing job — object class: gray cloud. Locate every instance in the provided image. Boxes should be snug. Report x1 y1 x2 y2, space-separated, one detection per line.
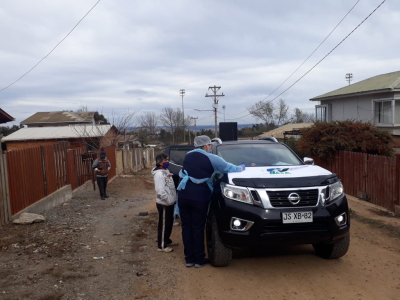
0 0 398 125
124 89 157 97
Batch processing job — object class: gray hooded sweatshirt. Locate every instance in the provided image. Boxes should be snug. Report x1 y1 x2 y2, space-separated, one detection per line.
151 167 177 206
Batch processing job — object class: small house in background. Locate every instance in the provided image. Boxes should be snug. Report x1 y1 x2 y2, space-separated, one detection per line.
0 109 15 124
258 123 314 140
2 124 118 151
310 70 400 135
20 111 102 128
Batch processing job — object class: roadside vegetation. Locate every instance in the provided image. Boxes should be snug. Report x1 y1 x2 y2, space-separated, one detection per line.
297 120 394 160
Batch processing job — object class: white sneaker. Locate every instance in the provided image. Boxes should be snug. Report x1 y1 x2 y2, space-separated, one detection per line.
157 247 173 253
173 221 180 226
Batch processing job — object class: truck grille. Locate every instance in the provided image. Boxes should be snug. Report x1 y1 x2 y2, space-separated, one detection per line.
267 189 318 207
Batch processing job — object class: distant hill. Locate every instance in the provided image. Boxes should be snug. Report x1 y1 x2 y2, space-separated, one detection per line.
125 124 255 131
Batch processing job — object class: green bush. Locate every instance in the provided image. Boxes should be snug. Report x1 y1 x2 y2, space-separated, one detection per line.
297 120 393 160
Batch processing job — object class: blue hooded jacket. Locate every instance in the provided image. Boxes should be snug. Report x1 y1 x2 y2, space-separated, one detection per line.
177 148 241 201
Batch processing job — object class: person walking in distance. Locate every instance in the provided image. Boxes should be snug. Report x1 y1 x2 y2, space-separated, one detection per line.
92 150 111 200
152 153 178 253
177 135 245 268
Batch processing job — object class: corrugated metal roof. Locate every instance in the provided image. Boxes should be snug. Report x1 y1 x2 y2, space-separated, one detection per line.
2 125 112 142
258 123 314 139
20 111 97 124
311 70 400 101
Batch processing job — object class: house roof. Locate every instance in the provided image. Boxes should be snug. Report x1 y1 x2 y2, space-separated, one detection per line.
0 109 15 124
2 125 113 142
310 70 400 101
258 123 314 139
20 111 98 125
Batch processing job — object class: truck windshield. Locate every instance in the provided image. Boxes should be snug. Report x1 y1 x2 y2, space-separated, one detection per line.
216 143 303 167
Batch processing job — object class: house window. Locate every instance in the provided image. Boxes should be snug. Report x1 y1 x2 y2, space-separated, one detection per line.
395 101 400 124
374 101 392 124
315 105 327 122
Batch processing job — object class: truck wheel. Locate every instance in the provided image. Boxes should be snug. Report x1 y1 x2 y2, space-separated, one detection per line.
313 234 350 259
206 213 232 267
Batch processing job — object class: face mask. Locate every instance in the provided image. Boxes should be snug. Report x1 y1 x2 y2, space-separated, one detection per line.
100 156 105 160
208 149 212 153
162 162 170 169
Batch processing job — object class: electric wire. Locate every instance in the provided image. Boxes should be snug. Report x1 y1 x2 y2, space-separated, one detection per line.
0 0 101 93
259 0 360 103
219 0 385 120
267 0 387 103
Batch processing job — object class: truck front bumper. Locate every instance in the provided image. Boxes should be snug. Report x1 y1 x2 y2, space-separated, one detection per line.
214 194 350 248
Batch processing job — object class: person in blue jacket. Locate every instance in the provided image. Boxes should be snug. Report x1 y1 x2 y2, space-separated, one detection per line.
177 135 245 268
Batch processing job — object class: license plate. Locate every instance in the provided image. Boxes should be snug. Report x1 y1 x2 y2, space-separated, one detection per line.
282 211 313 223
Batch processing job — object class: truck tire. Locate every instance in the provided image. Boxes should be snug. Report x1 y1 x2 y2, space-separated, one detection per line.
206 213 232 267
313 234 350 259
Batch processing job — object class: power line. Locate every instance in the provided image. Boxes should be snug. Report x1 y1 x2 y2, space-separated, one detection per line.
0 0 101 93
260 0 360 103
222 0 383 117
267 0 387 103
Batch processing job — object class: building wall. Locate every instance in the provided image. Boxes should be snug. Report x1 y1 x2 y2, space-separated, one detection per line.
99 129 118 149
6 138 98 151
6 140 61 151
322 92 395 124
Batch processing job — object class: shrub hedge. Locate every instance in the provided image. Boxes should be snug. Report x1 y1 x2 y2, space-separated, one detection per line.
297 120 393 160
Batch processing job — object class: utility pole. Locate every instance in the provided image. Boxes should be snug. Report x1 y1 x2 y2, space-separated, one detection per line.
345 73 353 85
205 85 224 138
222 105 226 122
180 89 185 142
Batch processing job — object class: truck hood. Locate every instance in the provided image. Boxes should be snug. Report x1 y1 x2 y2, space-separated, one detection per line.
228 165 337 188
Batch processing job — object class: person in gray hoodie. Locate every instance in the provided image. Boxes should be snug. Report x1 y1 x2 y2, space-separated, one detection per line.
151 153 177 253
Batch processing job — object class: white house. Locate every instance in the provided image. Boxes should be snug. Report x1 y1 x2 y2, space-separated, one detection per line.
310 70 400 135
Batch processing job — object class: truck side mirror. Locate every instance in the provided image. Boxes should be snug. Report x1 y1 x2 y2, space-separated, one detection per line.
304 157 314 165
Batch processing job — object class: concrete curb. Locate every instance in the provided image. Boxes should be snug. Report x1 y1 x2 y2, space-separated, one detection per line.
12 185 72 220
72 180 94 195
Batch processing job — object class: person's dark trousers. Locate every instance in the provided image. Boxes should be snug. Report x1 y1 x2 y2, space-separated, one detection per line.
178 196 209 265
96 176 108 197
156 203 174 249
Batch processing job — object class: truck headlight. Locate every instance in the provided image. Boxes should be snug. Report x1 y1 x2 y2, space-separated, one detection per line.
221 182 252 204
327 181 344 203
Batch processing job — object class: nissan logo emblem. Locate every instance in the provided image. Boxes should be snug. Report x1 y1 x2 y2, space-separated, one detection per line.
288 193 301 205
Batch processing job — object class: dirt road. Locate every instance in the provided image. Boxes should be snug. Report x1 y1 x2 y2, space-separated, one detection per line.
1 170 399 300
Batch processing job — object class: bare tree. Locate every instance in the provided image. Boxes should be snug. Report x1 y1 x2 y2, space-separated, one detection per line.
274 99 289 125
160 107 177 143
138 112 158 135
76 104 88 112
71 108 137 150
290 108 315 123
303 112 315 123
248 100 275 125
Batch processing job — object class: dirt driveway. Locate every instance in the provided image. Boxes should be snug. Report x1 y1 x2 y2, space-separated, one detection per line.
1 169 399 300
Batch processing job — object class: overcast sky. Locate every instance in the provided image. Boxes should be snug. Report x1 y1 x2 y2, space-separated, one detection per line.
0 0 398 126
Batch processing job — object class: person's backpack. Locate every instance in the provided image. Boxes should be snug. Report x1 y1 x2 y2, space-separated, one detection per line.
97 159 110 176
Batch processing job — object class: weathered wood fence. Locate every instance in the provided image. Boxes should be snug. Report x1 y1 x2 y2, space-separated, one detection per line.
316 151 399 212
7 143 69 216
0 143 117 226
118 148 155 173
